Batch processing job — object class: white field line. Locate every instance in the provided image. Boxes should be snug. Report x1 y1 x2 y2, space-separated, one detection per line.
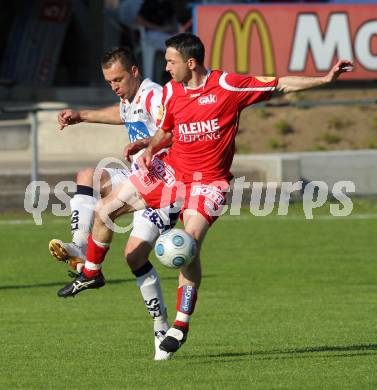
1 213 377 225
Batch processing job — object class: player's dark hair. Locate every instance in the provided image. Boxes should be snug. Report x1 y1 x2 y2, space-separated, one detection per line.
165 33 205 65
101 47 139 72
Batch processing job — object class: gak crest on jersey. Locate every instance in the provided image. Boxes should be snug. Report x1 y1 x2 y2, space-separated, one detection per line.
198 94 217 105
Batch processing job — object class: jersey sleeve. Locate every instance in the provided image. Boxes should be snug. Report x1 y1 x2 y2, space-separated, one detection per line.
219 72 279 110
145 86 162 126
119 100 127 123
156 82 174 132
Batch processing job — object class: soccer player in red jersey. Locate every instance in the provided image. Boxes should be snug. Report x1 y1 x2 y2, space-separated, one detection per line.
58 33 353 356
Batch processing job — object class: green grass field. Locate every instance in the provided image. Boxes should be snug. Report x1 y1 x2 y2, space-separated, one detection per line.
1 200 377 389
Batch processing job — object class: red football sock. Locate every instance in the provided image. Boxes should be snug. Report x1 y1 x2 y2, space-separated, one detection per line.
173 285 198 331
83 234 109 277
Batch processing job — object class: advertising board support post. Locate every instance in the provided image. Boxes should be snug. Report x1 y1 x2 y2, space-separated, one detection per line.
30 108 39 207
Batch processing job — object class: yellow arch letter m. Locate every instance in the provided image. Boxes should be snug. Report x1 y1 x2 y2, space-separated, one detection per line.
211 10 275 75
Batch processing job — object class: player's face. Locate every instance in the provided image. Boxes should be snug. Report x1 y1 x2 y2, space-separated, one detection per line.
102 60 139 101
165 47 191 83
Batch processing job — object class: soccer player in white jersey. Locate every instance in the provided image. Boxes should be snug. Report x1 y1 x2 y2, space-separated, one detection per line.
57 34 353 356
50 47 179 360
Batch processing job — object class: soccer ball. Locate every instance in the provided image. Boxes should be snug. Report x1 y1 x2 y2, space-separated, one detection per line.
154 228 197 269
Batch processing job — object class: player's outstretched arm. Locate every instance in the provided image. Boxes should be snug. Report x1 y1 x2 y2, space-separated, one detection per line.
277 60 354 94
57 109 82 130
138 129 173 171
57 105 122 130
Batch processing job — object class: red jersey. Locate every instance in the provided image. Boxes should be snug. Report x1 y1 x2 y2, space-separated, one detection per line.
158 70 278 182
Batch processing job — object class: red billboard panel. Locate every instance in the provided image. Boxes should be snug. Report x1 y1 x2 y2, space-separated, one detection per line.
194 4 377 80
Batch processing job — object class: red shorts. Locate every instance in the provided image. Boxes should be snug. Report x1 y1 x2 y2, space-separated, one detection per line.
130 153 229 225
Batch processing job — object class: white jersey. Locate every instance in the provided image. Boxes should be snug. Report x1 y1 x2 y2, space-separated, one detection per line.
104 79 180 243
119 78 162 164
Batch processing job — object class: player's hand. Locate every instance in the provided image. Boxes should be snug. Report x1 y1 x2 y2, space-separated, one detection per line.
137 149 153 173
57 109 82 130
123 141 143 162
326 60 354 83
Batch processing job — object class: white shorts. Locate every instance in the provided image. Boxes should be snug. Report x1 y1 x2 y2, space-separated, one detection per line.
103 168 181 244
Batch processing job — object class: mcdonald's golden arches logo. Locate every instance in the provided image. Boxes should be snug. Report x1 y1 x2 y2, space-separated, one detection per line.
211 10 275 76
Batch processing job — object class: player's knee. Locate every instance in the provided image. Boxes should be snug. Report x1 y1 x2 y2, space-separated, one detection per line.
76 168 95 186
99 170 112 197
184 219 209 250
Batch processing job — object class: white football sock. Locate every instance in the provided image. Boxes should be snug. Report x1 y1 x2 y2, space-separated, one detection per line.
136 267 169 333
70 193 97 252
